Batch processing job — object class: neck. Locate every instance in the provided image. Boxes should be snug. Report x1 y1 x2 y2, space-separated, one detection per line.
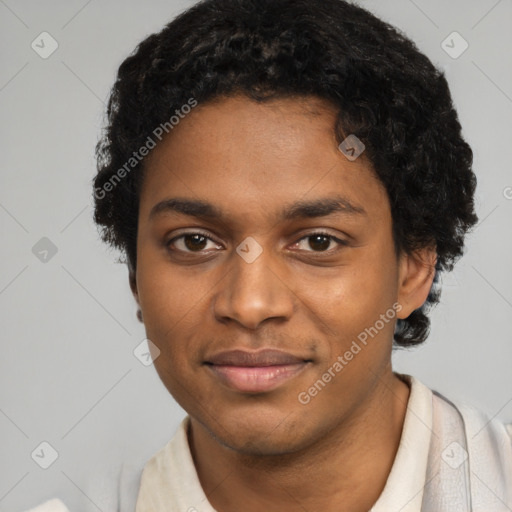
189 370 410 512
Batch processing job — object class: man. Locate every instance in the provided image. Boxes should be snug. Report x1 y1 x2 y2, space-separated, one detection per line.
28 0 512 510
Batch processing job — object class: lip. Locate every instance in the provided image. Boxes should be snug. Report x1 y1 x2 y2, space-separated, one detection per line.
206 349 306 366
204 349 311 393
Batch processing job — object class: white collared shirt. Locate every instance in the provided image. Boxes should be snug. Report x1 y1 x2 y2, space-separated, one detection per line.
135 375 435 512
25 375 512 512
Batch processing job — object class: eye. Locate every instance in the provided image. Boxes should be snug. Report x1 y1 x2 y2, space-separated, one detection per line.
166 230 347 256
166 232 222 253
291 232 347 253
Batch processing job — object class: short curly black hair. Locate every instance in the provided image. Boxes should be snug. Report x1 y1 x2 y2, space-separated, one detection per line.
93 0 478 347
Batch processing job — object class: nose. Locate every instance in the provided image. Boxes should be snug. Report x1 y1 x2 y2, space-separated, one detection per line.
213 245 294 330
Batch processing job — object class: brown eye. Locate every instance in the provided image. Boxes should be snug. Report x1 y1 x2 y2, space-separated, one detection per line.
167 232 222 253
308 234 332 252
292 232 347 253
183 234 208 251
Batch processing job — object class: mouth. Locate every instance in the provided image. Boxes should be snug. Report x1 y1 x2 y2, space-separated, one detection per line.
204 349 312 393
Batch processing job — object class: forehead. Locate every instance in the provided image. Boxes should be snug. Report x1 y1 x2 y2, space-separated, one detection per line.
139 95 388 226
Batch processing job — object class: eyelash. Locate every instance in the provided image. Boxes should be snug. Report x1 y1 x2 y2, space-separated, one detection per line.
166 230 348 256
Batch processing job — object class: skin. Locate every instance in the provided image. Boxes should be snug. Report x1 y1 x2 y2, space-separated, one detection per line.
130 95 437 512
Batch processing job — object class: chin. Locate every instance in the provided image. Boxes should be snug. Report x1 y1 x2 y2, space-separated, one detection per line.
203 408 316 456
217 429 306 456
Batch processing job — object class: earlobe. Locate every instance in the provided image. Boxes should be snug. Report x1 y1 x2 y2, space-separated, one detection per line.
396 247 437 319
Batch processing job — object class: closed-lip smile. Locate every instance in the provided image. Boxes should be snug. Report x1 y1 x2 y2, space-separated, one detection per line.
204 349 312 393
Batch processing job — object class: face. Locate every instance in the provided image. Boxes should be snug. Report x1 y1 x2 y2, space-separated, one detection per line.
133 95 432 455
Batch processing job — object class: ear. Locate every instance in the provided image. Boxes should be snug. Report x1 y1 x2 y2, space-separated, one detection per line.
127 260 140 307
128 261 144 323
396 246 437 319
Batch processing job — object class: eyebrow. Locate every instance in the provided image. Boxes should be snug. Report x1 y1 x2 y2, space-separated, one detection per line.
149 195 367 222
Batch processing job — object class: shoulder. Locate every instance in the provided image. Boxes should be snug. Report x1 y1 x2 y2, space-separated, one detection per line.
430 385 512 507
455 399 512 454
20 461 126 512
21 417 193 512
21 499 71 512
403 374 512 445
443 392 512 446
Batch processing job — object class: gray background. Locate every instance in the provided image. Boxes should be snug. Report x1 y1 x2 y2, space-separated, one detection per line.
1 0 511 510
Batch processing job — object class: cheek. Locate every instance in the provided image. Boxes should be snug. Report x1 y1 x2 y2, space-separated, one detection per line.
137 252 209 324
135 260 206 368
137 264 210 404
295 251 398 338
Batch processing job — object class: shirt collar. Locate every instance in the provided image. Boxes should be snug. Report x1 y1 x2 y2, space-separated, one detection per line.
136 374 433 512
370 374 433 511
